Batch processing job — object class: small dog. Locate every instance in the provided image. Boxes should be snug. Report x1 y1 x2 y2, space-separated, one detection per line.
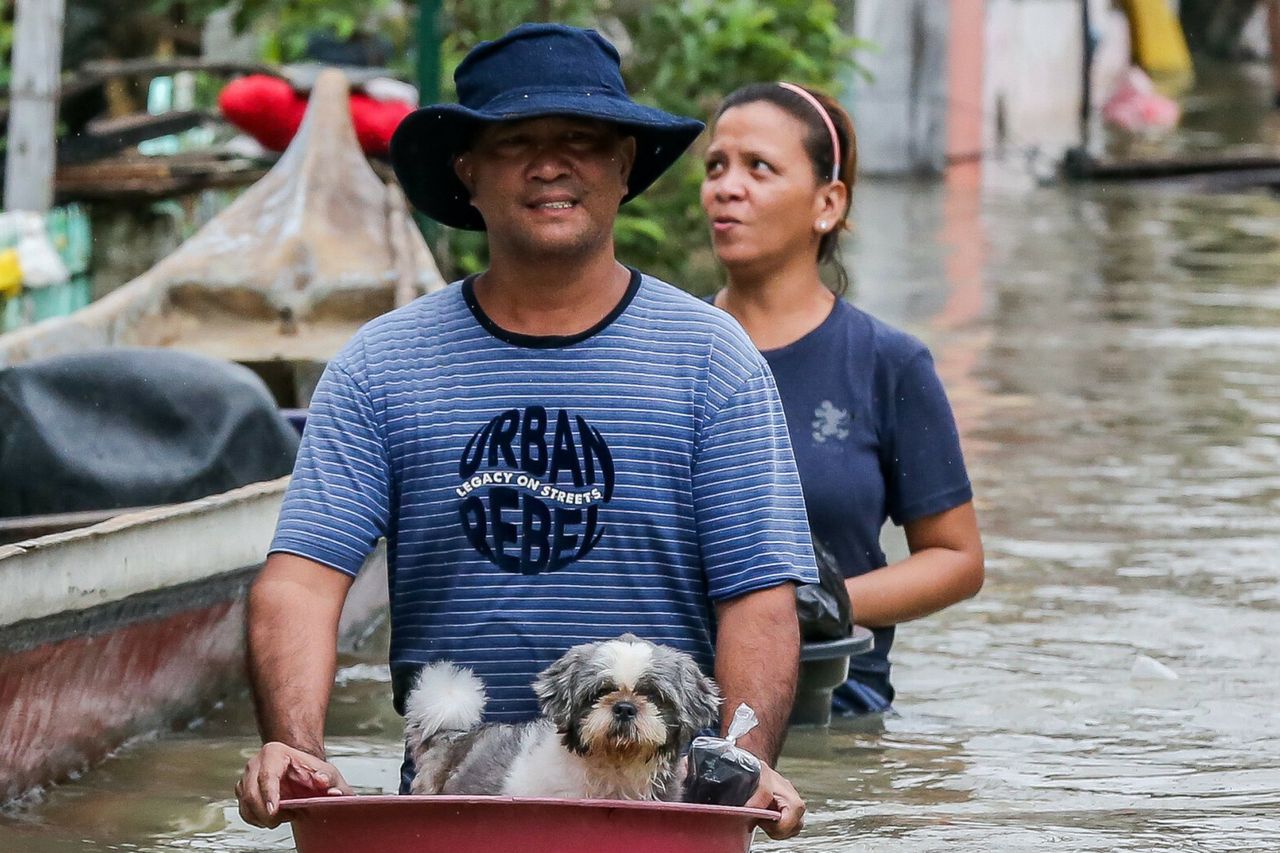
403 634 721 800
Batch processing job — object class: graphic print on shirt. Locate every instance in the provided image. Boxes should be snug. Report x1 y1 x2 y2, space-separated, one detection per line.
456 406 614 575
812 400 851 444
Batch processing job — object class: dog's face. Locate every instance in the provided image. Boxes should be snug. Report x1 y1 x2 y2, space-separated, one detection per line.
533 635 721 762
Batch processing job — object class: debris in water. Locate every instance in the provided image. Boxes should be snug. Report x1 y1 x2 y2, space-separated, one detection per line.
1131 654 1179 681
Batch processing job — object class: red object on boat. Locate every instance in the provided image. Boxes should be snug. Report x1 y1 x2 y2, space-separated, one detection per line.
218 74 413 158
281 795 775 853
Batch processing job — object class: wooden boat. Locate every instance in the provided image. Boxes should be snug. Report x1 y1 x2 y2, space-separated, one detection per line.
0 69 441 803
0 483 388 804
1062 149 1280 193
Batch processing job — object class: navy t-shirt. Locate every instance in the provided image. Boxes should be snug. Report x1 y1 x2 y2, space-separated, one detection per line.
758 298 972 700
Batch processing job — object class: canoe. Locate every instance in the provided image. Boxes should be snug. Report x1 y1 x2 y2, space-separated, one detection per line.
1062 149 1280 192
0 479 389 803
0 69 439 803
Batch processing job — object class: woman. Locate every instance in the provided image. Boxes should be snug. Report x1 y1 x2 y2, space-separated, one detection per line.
701 83 984 715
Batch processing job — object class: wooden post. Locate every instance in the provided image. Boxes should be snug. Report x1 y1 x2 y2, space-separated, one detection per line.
1267 0 1280 106
416 0 442 106
4 0 67 213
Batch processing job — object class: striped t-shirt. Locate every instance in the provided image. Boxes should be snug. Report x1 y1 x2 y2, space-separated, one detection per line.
270 269 818 721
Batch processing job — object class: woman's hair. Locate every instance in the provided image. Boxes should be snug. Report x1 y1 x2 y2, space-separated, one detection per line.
714 83 857 295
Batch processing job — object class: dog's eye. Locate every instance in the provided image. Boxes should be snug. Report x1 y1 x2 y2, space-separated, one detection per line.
595 680 617 699
633 679 666 707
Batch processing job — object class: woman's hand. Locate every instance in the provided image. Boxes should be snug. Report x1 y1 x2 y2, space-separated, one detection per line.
235 741 352 828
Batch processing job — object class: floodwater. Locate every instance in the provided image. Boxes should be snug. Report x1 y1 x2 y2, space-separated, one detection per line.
5 68 1280 853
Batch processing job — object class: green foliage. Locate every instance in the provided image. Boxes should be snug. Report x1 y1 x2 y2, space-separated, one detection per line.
142 0 860 290
635 0 861 290
437 0 860 290
627 0 855 122
154 0 404 64
0 13 13 90
440 2 602 79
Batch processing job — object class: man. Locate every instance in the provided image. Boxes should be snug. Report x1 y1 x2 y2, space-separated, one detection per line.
235 23 816 840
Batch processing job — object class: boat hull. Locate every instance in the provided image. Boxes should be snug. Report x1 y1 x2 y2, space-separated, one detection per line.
0 590 244 802
0 479 388 803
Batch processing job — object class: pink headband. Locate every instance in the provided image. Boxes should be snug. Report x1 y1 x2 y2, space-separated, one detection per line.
777 82 841 183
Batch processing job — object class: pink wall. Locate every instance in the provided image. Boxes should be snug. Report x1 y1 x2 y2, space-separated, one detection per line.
946 0 987 182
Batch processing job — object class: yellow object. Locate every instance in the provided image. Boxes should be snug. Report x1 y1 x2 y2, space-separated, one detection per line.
0 248 22 299
1121 0 1195 85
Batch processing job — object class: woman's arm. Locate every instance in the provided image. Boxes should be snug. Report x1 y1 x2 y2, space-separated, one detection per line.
844 501 983 628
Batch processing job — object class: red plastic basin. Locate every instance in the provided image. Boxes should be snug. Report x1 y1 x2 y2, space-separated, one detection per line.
281 795 775 853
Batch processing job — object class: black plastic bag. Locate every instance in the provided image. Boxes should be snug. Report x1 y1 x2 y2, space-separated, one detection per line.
683 704 762 807
795 538 854 641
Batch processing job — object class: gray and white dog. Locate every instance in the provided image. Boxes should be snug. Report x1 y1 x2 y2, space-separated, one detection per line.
403 634 721 800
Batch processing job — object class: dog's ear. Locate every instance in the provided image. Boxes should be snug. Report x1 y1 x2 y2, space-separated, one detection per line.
656 648 721 735
682 665 723 734
533 645 593 731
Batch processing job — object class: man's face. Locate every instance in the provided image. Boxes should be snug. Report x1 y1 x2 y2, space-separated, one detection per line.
455 116 636 260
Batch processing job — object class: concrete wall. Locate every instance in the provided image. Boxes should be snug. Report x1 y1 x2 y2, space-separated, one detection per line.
983 0 1086 158
846 0 1130 176
848 0 952 175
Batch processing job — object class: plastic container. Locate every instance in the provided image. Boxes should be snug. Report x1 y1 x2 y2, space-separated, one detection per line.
792 626 876 726
282 795 775 853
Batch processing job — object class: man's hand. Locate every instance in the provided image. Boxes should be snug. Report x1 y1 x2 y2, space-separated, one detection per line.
745 760 806 840
235 742 352 828
241 553 353 826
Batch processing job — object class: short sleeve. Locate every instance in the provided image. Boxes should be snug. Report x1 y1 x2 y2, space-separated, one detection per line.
883 350 973 525
269 360 392 575
692 364 819 600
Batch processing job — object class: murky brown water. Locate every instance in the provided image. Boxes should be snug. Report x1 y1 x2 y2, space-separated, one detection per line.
6 68 1280 853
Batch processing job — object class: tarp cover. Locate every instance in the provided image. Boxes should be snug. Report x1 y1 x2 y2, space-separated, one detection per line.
0 349 299 517
151 68 443 321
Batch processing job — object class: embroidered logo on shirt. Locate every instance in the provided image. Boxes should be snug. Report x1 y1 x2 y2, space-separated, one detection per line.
812 400 851 443
456 406 613 575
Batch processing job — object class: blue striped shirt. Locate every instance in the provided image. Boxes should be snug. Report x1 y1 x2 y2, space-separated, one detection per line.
270 269 818 721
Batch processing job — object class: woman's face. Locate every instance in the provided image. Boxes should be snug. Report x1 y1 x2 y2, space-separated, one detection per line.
701 101 826 275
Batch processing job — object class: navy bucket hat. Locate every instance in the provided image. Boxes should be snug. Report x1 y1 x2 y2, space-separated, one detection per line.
389 23 705 231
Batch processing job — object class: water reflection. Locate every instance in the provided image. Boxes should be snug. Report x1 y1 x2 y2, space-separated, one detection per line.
5 158 1280 853
764 174 1280 850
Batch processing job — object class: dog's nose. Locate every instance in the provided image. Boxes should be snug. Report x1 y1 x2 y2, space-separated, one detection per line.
612 701 637 720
